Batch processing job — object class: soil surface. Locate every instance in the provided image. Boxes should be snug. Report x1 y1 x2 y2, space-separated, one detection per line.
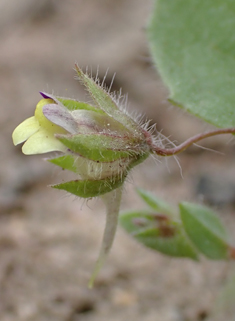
1 1 235 320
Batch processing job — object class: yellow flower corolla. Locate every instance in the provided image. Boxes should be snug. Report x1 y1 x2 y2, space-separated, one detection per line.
12 99 67 154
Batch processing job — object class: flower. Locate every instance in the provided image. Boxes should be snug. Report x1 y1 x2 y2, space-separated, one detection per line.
12 65 153 286
13 66 152 197
12 98 68 154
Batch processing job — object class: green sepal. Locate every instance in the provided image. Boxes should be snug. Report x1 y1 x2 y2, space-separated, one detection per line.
120 211 199 260
75 65 145 137
136 188 175 215
128 152 150 170
47 155 77 173
57 133 136 162
52 175 125 198
75 65 119 114
57 98 104 114
180 202 230 260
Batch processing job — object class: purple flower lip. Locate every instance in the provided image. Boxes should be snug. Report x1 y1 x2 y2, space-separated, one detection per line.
39 92 51 99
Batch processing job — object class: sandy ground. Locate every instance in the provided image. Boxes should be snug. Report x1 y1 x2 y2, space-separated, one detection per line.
1 1 235 320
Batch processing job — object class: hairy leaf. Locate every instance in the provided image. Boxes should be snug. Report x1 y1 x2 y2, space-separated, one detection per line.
148 0 235 127
120 211 198 260
180 202 230 259
136 188 175 215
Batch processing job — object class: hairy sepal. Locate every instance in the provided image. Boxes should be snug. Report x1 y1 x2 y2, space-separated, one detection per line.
41 92 103 113
47 155 78 173
56 133 140 162
75 65 146 138
58 98 104 113
52 175 125 198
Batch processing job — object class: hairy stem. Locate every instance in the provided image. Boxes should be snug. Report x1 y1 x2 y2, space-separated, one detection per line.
152 128 235 156
88 186 123 288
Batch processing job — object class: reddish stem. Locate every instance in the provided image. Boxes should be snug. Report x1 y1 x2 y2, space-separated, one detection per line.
152 128 235 156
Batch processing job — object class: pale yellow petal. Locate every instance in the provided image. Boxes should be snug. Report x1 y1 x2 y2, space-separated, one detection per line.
22 127 67 155
34 99 54 126
35 99 67 135
12 117 40 145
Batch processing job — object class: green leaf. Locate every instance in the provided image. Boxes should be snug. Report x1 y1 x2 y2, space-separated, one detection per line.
120 211 198 260
47 155 77 173
136 188 175 215
180 202 230 259
52 175 125 198
148 0 235 127
57 133 136 162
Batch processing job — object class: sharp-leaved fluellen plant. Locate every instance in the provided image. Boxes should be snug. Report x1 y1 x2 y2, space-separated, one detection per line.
12 65 235 286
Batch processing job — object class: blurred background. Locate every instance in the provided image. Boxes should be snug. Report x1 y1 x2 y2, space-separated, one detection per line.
1 0 235 320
